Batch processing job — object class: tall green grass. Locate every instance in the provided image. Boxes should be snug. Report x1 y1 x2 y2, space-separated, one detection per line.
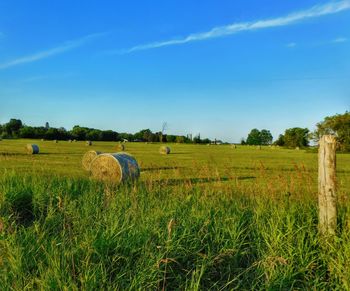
1 171 350 290
1 140 349 289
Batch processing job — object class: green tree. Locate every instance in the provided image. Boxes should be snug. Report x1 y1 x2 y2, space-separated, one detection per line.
19 126 36 138
274 134 285 146
193 134 201 144
166 135 176 143
284 128 309 148
260 129 273 145
86 129 101 141
57 127 68 140
246 129 261 145
134 129 153 141
99 130 118 141
45 128 60 140
315 111 350 151
71 126 88 140
246 129 273 145
119 133 133 142
4 119 23 137
142 129 153 142
175 136 185 143
33 127 48 139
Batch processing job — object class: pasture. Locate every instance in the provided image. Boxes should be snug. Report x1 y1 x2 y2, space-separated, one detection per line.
1 139 350 289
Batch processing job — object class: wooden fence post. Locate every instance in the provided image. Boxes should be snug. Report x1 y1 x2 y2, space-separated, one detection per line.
318 135 337 235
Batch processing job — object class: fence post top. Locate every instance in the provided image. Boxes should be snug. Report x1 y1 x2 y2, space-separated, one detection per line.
320 135 336 143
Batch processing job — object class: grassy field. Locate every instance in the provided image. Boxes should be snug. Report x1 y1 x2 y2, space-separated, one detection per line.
1 139 350 289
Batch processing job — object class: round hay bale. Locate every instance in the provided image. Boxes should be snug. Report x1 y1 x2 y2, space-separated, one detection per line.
257 145 261 150
82 150 102 171
26 144 39 155
68 139 72 143
73 139 77 142
53 140 58 143
116 143 125 151
41 138 45 141
86 141 92 146
160 146 171 155
231 144 237 149
295 146 300 150
90 153 140 183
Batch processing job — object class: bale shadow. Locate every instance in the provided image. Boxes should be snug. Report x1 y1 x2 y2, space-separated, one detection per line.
0 152 28 157
148 176 256 186
0 152 81 156
227 166 319 173
141 166 185 172
39 153 83 156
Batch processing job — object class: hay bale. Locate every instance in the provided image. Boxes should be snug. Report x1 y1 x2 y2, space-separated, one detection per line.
73 139 77 142
26 144 39 155
116 143 125 151
68 139 72 143
86 141 92 146
41 138 45 141
257 145 261 150
82 150 102 171
53 140 58 143
231 144 237 149
90 153 140 183
160 146 171 155
295 146 300 150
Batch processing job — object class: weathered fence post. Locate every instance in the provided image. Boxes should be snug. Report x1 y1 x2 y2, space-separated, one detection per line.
318 135 337 235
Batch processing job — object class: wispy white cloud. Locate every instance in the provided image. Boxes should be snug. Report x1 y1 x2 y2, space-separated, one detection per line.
114 0 350 54
332 37 348 43
286 42 297 48
0 32 107 70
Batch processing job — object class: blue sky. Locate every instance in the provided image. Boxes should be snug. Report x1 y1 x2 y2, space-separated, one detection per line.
0 0 349 142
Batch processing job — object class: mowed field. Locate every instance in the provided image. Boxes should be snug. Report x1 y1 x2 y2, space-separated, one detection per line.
1 139 349 190
1 139 350 289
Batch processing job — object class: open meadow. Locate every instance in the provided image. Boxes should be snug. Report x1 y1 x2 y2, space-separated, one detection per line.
0 139 350 289
1 0 350 289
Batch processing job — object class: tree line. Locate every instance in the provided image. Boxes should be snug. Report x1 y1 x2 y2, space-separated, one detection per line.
0 111 348 150
0 120 212 144
241 112 349 151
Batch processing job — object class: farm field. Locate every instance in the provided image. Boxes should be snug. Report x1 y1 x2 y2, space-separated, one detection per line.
1 139 350 289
